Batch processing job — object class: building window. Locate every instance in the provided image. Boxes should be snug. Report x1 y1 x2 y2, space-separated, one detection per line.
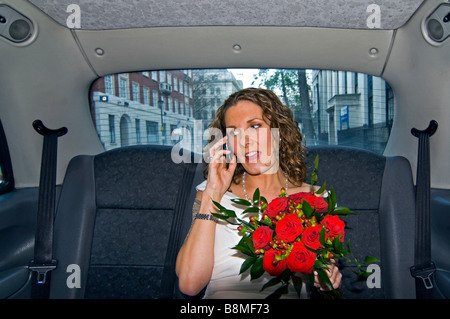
105 75 114 95
132 82 140 102
386 83 394 123
119 76 128 99
135 118 141 143
146 121 159 143
159 70 166 82
152 91 158 107
169 97 174 112
109 115 116 143
143 87 149 105
367 75 373 126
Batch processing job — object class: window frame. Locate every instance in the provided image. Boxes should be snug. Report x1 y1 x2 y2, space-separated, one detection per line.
0 119 15 194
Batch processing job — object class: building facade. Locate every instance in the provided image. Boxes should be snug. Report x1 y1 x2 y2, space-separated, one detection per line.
310 70 394 152
90 70 195 150
193 69 243 130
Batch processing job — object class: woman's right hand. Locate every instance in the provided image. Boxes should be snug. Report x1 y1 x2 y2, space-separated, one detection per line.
204 136 237 199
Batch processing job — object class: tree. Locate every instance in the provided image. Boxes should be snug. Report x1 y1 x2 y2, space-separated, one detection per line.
297 69 315 142
252 69 316 142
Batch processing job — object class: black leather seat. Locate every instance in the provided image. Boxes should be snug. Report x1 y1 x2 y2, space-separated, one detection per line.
49 145 202 298
49 144 416 298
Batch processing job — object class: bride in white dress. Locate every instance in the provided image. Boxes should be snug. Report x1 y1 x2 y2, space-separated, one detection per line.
176 88 341 299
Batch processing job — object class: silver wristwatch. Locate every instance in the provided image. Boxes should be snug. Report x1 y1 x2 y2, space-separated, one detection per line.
194 213 219 223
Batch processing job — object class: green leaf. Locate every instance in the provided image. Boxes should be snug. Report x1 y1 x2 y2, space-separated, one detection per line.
331 206 355 216
250 257 264 280
231 198 252 206
279 268 292 282
212 200 226 211
314 259 329 270
240 257 257 274
304 244 322 254
302 199 314 219
236 218 256 231
292 278 303 298
316 268 334 291
260 277 281 292
211 213 229 221
245 234 256 253
311 154 319 186
346 239 352 254
260 196 268 206
257 219 272 227
253 188 260 206
224 209 237 218
319 224 326 246
315 181 327 195
364 256 380 264
213 216 240 225
265 284 289 299
242 206 260 214
327 187 337 214
357 270 373 277
232 234 255 256
332 236 345 255
314 154 319 168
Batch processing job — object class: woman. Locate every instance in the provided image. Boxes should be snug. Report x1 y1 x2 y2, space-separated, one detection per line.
176 88 341 298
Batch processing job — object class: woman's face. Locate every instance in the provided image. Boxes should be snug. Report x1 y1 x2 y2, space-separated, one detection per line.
224 100 279 175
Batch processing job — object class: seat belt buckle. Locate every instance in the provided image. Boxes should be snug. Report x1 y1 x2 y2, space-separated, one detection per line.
410 262 436 289
29 260 57 284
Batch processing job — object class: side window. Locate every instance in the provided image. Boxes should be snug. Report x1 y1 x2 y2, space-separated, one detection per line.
89 69 394 154
0 166 4 186
0 119 14 194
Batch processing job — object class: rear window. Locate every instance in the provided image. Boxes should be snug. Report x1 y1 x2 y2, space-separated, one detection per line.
89 69 394 154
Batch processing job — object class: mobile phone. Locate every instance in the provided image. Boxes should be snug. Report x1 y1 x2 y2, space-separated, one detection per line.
223 141 234 163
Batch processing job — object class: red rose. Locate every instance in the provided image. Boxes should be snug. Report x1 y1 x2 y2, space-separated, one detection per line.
288 192 310 205
252 226 273 250
263 248 287 276
301 225 323 250
264 196 288 218
286 241 316 274
321 215 345 242
302 194 328 213
275 213 303 243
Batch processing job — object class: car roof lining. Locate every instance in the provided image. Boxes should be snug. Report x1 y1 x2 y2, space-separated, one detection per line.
2 0 448 190
28 0 425 31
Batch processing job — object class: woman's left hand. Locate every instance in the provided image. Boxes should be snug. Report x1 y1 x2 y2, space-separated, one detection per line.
313 260 342 291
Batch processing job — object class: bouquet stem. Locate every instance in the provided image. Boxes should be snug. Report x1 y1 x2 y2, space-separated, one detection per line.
310 287 345 299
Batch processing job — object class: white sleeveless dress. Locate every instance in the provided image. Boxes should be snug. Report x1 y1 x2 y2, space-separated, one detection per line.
196 180 309 299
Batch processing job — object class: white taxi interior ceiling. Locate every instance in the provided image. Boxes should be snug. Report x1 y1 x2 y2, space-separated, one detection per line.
28 0 424 30
0 0 449 190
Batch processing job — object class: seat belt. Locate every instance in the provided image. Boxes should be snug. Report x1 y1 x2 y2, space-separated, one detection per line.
29 120 67 299
410 120 438 299
160 161 198 299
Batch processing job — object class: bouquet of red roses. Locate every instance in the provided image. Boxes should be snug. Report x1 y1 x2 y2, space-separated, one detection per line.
212 156 378 298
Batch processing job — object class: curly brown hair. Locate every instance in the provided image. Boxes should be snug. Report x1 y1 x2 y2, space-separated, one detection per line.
204 87 307 186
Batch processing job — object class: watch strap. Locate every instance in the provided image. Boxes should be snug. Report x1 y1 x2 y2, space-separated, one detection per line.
194 213 219 223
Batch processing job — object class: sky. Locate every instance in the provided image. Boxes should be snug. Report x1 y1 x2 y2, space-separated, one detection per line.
229 69 261 88
229 68 313 90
